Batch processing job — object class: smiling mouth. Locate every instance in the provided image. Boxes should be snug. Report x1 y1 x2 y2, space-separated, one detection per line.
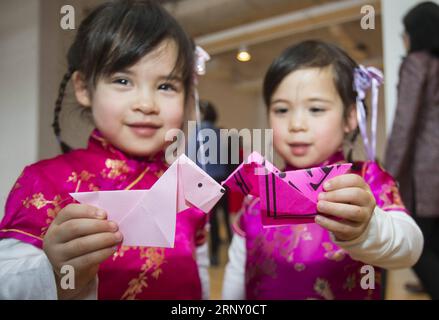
127 123 162 137
289 143 312 156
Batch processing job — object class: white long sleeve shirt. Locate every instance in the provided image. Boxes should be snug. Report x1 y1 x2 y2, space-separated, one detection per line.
0 239 210 300
222 206 424 299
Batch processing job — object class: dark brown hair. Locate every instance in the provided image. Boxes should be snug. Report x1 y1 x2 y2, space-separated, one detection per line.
53 0 194 153
263 40 361 161
263 40 358 112
403 1 439 57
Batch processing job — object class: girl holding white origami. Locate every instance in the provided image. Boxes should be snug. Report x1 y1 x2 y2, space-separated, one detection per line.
0 0 214 300
222 40 424 300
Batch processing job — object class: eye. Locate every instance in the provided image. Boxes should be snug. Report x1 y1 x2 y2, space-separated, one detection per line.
113 78 130 86
309 106 326 114
198 183 203 188
272 106 289 115
158 83 178 92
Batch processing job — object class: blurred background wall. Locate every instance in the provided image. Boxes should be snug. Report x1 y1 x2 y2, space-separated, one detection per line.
1 0 438 216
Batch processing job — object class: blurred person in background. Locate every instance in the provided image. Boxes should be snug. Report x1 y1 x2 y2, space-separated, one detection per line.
385 1 439 299
197 100 233 266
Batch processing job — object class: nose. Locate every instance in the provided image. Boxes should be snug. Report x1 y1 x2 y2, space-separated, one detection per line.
133 88 159 114
288 109 308 132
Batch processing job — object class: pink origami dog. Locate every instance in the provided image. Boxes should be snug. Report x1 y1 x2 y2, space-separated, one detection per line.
71 154 225 248
222 152 352 226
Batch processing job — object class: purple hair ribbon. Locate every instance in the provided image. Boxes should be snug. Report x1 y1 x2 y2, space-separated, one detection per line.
353 65 384 161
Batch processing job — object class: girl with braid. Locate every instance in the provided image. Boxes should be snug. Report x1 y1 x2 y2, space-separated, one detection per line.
0 0 210 299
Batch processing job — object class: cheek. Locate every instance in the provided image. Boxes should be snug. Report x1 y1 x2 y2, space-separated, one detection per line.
165 110 184 129
93 101 117 123
270 115 289 134
269 116 289 149
91 92 126 130
272 126 286 145
312 115 345 146
161 99 184 129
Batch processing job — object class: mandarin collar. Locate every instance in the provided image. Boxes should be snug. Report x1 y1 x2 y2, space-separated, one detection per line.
87 129 166 171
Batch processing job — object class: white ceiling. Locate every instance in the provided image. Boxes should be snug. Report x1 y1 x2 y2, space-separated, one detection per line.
82 0 383 85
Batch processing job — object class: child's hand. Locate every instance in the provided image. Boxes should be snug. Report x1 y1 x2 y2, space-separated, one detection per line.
43 204 123 299
315 174 376 242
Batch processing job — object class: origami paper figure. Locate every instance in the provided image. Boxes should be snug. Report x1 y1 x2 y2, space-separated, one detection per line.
222 152 351 226
70 154 225 247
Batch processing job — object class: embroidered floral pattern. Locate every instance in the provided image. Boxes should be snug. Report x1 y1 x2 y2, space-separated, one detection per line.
322 242 346 262
67 170 96 192
294 263 306 272
277 225 307 263
101 159 131 180
314 278 334 300
343 273 356 292
38 195 64 237
22 193 50 210
112 246 132 261
23 193 63 211
88 183 99 191
121 247 166 300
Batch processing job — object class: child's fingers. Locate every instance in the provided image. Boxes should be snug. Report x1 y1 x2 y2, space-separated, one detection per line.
56 219 119 243
53 204 107 226
66 246 120 271
62 231 123 261
315 214 362 240
324 174 368 191
318 188 370 206
317 201 366 223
